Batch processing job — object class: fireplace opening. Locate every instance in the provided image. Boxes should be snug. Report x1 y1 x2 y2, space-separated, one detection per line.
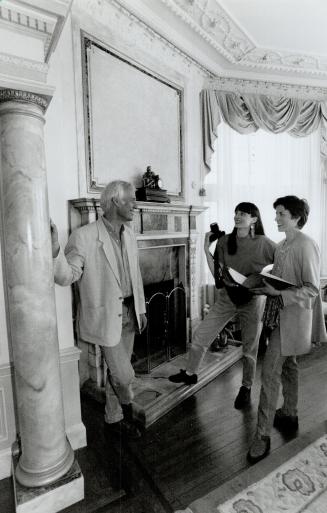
133 280 187 374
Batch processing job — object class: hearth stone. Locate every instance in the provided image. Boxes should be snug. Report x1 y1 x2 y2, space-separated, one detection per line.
81 344 242 428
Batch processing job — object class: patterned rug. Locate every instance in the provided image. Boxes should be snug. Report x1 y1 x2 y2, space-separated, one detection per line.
217 434 327 513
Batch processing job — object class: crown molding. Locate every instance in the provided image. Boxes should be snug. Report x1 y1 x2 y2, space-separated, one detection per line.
159 0 327 79
158 0 254 63
0 0 71 63
206 77 327 101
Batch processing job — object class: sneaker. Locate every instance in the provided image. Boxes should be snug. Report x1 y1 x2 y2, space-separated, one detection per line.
104 419 142 440
247 435 271 464
273 408 299 433
168 369 198 385
234 386 251 409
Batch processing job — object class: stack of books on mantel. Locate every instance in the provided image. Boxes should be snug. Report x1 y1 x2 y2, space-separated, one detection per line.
136 186 170 203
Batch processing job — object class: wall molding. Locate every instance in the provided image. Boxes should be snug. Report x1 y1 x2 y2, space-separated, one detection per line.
205 76 327 101
0 388 8 443
0 447 12 481
0 52 48 74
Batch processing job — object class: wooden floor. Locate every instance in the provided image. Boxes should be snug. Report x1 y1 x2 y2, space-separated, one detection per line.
128 343 327 511
1 343 327 513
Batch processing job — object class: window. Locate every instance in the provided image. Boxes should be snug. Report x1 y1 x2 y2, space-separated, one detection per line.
204 122 325 275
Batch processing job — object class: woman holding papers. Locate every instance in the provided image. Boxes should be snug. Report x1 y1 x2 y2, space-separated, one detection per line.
169 202 276 410
248 195 327 464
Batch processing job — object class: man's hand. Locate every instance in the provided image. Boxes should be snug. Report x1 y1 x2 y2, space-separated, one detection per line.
251 280 280 297
50 219 60 258
139 313 147 333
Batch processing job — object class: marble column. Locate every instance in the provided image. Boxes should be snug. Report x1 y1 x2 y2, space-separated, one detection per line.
0 89 74 487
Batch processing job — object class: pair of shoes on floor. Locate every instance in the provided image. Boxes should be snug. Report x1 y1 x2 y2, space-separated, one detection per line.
104 419 142 440
273 408 299 433
168 369 198 385
247 434 271 464
234 386 251 409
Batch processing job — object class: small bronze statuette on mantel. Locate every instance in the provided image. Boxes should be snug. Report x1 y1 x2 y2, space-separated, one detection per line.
136 166 170 203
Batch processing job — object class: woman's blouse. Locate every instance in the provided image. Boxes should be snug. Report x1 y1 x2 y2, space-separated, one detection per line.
215 234 276 276
272 231 320 309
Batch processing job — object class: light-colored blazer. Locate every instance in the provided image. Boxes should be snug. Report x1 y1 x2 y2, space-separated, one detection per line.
54 217 146 347
278 231 327 356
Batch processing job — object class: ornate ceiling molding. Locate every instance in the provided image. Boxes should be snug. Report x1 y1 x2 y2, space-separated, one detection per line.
206 77 327 101
159 0 327 78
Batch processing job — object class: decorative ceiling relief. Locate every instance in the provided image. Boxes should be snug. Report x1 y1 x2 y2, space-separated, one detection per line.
159 0 327 77
160 0 255 62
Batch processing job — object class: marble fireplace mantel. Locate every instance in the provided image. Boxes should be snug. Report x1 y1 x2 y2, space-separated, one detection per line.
70 198 206 237
69 198 207 387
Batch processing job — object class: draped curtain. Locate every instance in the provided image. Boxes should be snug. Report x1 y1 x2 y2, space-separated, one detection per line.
201 89 327 172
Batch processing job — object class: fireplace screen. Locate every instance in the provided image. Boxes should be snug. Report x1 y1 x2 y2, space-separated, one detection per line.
133 280 187 373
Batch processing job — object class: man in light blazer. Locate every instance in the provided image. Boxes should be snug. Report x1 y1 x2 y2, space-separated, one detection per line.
51 180 147 439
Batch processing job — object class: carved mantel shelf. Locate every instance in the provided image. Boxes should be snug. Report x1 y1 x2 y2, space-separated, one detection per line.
70 198 207 238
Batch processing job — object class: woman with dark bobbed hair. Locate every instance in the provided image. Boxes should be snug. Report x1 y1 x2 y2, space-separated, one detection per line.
169 202 276 409
248 195 327 463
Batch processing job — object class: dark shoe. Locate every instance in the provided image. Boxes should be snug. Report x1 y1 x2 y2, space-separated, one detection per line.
168 369 198 385
122 403 134 422
274 408 299 433
105 419 142 440
234 386 251 409
210 332 228 352
247 435 271 464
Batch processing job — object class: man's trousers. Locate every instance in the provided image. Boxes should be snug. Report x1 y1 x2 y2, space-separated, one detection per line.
101 302 137 424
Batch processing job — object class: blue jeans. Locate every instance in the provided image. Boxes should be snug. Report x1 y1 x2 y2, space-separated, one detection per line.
101 303 137 424
186 288 265 387
256 326 298 437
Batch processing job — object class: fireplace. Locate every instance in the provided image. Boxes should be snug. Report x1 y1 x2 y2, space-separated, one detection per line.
133 243 187 373
133 279 187 373
69 198 206 388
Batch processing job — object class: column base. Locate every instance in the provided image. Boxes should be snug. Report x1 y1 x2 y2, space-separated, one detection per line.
15 440 75 488
12 455 84 513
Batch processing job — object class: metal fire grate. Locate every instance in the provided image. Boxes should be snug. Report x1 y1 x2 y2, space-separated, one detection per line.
133 282 187 374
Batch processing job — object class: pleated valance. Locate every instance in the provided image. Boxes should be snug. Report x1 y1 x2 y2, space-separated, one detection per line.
201 89 327 172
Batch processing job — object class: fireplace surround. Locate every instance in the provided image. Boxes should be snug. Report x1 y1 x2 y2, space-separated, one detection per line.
69 198 206 388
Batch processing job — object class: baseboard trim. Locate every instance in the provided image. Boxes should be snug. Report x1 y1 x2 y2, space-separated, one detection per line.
0 446 12 480
66 423 87 450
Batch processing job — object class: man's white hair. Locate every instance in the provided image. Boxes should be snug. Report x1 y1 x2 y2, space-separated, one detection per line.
100 180 133 213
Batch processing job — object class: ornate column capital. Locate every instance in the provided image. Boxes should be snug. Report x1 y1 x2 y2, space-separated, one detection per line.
0 88 49 112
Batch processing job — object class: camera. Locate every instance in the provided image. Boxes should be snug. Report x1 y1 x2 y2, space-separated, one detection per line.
209 222 225 243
